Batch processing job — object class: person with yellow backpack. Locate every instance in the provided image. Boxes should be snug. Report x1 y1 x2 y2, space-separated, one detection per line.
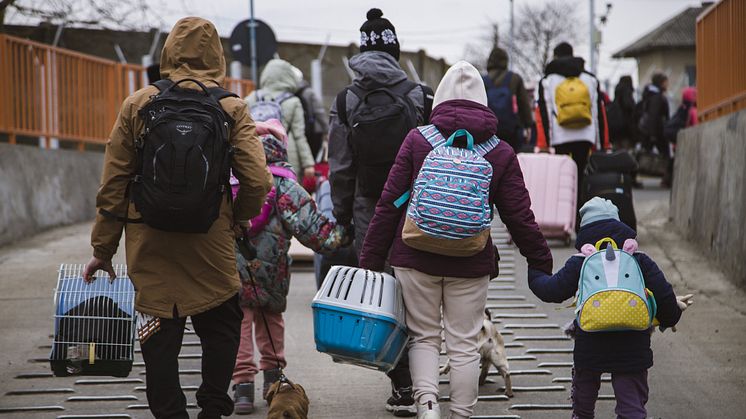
536 42 610 209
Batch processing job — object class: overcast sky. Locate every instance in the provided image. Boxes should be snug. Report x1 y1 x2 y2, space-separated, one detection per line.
10 0 706 86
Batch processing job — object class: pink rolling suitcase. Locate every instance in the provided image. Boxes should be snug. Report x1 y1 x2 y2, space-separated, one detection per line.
516 152 577 244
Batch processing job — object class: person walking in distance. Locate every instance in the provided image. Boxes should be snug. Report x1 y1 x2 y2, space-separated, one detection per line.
638 73 671 187
246 59 316 181
536 42 610 206
327 8 433 417
83 17 272 419
484 46 534 152
359 61 552 419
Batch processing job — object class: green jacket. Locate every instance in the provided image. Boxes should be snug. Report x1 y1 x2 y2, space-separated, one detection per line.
246 59 315 178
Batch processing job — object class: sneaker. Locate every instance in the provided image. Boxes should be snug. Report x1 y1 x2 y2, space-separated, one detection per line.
233 382 254 415
262 368 282 400
385 386 417 417
416 400 441 419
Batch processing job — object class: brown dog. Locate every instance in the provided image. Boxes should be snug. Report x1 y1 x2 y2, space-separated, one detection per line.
265 378 309 419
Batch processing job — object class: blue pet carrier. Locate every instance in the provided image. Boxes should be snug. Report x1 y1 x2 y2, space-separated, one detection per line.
312 266 408 372
50 264 136 377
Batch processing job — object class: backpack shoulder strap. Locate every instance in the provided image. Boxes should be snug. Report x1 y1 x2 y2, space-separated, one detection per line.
388 79 419 102
335 87 350 126
420 84 434 124
208 86 239 101
276 92 295 104
474 135 501 156
269 165 298 181
417 124 447 149
152 79 173 92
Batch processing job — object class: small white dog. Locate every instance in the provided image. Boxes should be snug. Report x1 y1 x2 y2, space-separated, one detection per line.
441 308 513 397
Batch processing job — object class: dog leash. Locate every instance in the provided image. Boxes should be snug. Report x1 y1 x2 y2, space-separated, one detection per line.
247 264 289 384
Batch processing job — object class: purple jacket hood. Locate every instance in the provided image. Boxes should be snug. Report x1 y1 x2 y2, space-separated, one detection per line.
429 99 498 143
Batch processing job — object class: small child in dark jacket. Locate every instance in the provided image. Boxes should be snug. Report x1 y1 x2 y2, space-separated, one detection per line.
528 197 691 419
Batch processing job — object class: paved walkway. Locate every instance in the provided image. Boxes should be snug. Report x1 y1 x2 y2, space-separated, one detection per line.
1 179 745 418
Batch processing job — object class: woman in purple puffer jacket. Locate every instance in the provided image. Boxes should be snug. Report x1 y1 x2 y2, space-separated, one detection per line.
359 61 553 419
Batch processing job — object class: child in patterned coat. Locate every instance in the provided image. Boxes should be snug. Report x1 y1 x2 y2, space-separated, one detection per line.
231 119 351 414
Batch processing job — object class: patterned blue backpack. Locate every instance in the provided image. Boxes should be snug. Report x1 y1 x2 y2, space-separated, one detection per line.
395 125 499 257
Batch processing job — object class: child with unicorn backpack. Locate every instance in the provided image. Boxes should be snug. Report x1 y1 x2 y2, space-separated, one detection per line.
229 119 352 414
528 197 694 419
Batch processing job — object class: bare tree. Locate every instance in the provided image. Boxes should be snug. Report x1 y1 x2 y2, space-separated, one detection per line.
505 1 583 81
463 1 583 82
0 0 18 29
2 0 163 31
462 22 500 73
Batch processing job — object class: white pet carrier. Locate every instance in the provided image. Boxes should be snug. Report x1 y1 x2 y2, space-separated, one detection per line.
311 266 407 372
50 264 136 377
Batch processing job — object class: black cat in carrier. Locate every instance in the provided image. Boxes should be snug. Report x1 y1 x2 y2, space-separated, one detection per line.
50 264 136 377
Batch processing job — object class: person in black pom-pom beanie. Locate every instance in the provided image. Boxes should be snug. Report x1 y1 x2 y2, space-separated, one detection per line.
325 7 437 418
359 8 400 61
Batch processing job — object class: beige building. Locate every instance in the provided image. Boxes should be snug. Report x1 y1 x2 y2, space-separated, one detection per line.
613 3 712 105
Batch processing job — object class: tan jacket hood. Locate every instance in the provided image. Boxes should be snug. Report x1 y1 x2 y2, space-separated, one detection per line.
160 17 226 85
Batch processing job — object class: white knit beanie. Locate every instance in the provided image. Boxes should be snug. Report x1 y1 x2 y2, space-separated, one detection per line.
432 60 488 108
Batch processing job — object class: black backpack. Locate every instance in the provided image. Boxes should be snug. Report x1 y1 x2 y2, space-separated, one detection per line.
336 80 433 198
296 86 323 157
131 78 238 233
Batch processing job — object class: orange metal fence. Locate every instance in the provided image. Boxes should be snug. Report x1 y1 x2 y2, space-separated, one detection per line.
696 0 746 122
0 34 254 149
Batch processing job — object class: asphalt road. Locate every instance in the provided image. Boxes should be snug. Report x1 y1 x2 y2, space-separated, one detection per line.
0 179 744 418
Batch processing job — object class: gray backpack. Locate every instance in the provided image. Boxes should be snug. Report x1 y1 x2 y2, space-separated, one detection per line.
249 90 293 122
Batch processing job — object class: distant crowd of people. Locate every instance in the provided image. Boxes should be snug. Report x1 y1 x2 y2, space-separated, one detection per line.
82 8 694 419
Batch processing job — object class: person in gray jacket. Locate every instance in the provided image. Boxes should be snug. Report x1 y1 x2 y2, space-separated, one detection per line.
327 8 432 417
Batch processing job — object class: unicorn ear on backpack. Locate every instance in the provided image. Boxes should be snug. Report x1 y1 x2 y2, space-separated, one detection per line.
580 244 596 256
623 239 639 253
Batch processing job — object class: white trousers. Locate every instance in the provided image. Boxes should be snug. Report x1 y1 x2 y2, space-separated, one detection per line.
394 267 489 419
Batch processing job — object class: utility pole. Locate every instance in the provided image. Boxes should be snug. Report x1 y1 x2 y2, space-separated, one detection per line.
589 0 596 74
509 0 514 71
249 0 258 87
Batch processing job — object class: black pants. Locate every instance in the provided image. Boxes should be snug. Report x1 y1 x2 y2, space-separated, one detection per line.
141 294 243 419
554 141 593 213
387 350 412 389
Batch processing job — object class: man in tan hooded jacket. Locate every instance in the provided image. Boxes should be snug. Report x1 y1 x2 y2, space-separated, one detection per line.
83 17 271 419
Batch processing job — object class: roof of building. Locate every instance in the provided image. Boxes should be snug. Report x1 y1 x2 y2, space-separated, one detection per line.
612 3 712 58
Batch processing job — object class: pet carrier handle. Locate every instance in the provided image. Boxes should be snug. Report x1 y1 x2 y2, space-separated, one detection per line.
445 129 475 150
166 78 212 96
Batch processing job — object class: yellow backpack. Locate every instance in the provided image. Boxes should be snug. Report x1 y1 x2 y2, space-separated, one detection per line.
555 77 592 128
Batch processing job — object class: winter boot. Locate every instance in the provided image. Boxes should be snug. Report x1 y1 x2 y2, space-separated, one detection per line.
262 368 282 400
233 382 254 415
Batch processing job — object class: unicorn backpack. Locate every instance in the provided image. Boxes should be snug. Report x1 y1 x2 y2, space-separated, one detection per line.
575 238 657 332
395 125 499 257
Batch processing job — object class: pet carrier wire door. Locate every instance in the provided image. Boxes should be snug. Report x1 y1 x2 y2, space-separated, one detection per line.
50 264 136 377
